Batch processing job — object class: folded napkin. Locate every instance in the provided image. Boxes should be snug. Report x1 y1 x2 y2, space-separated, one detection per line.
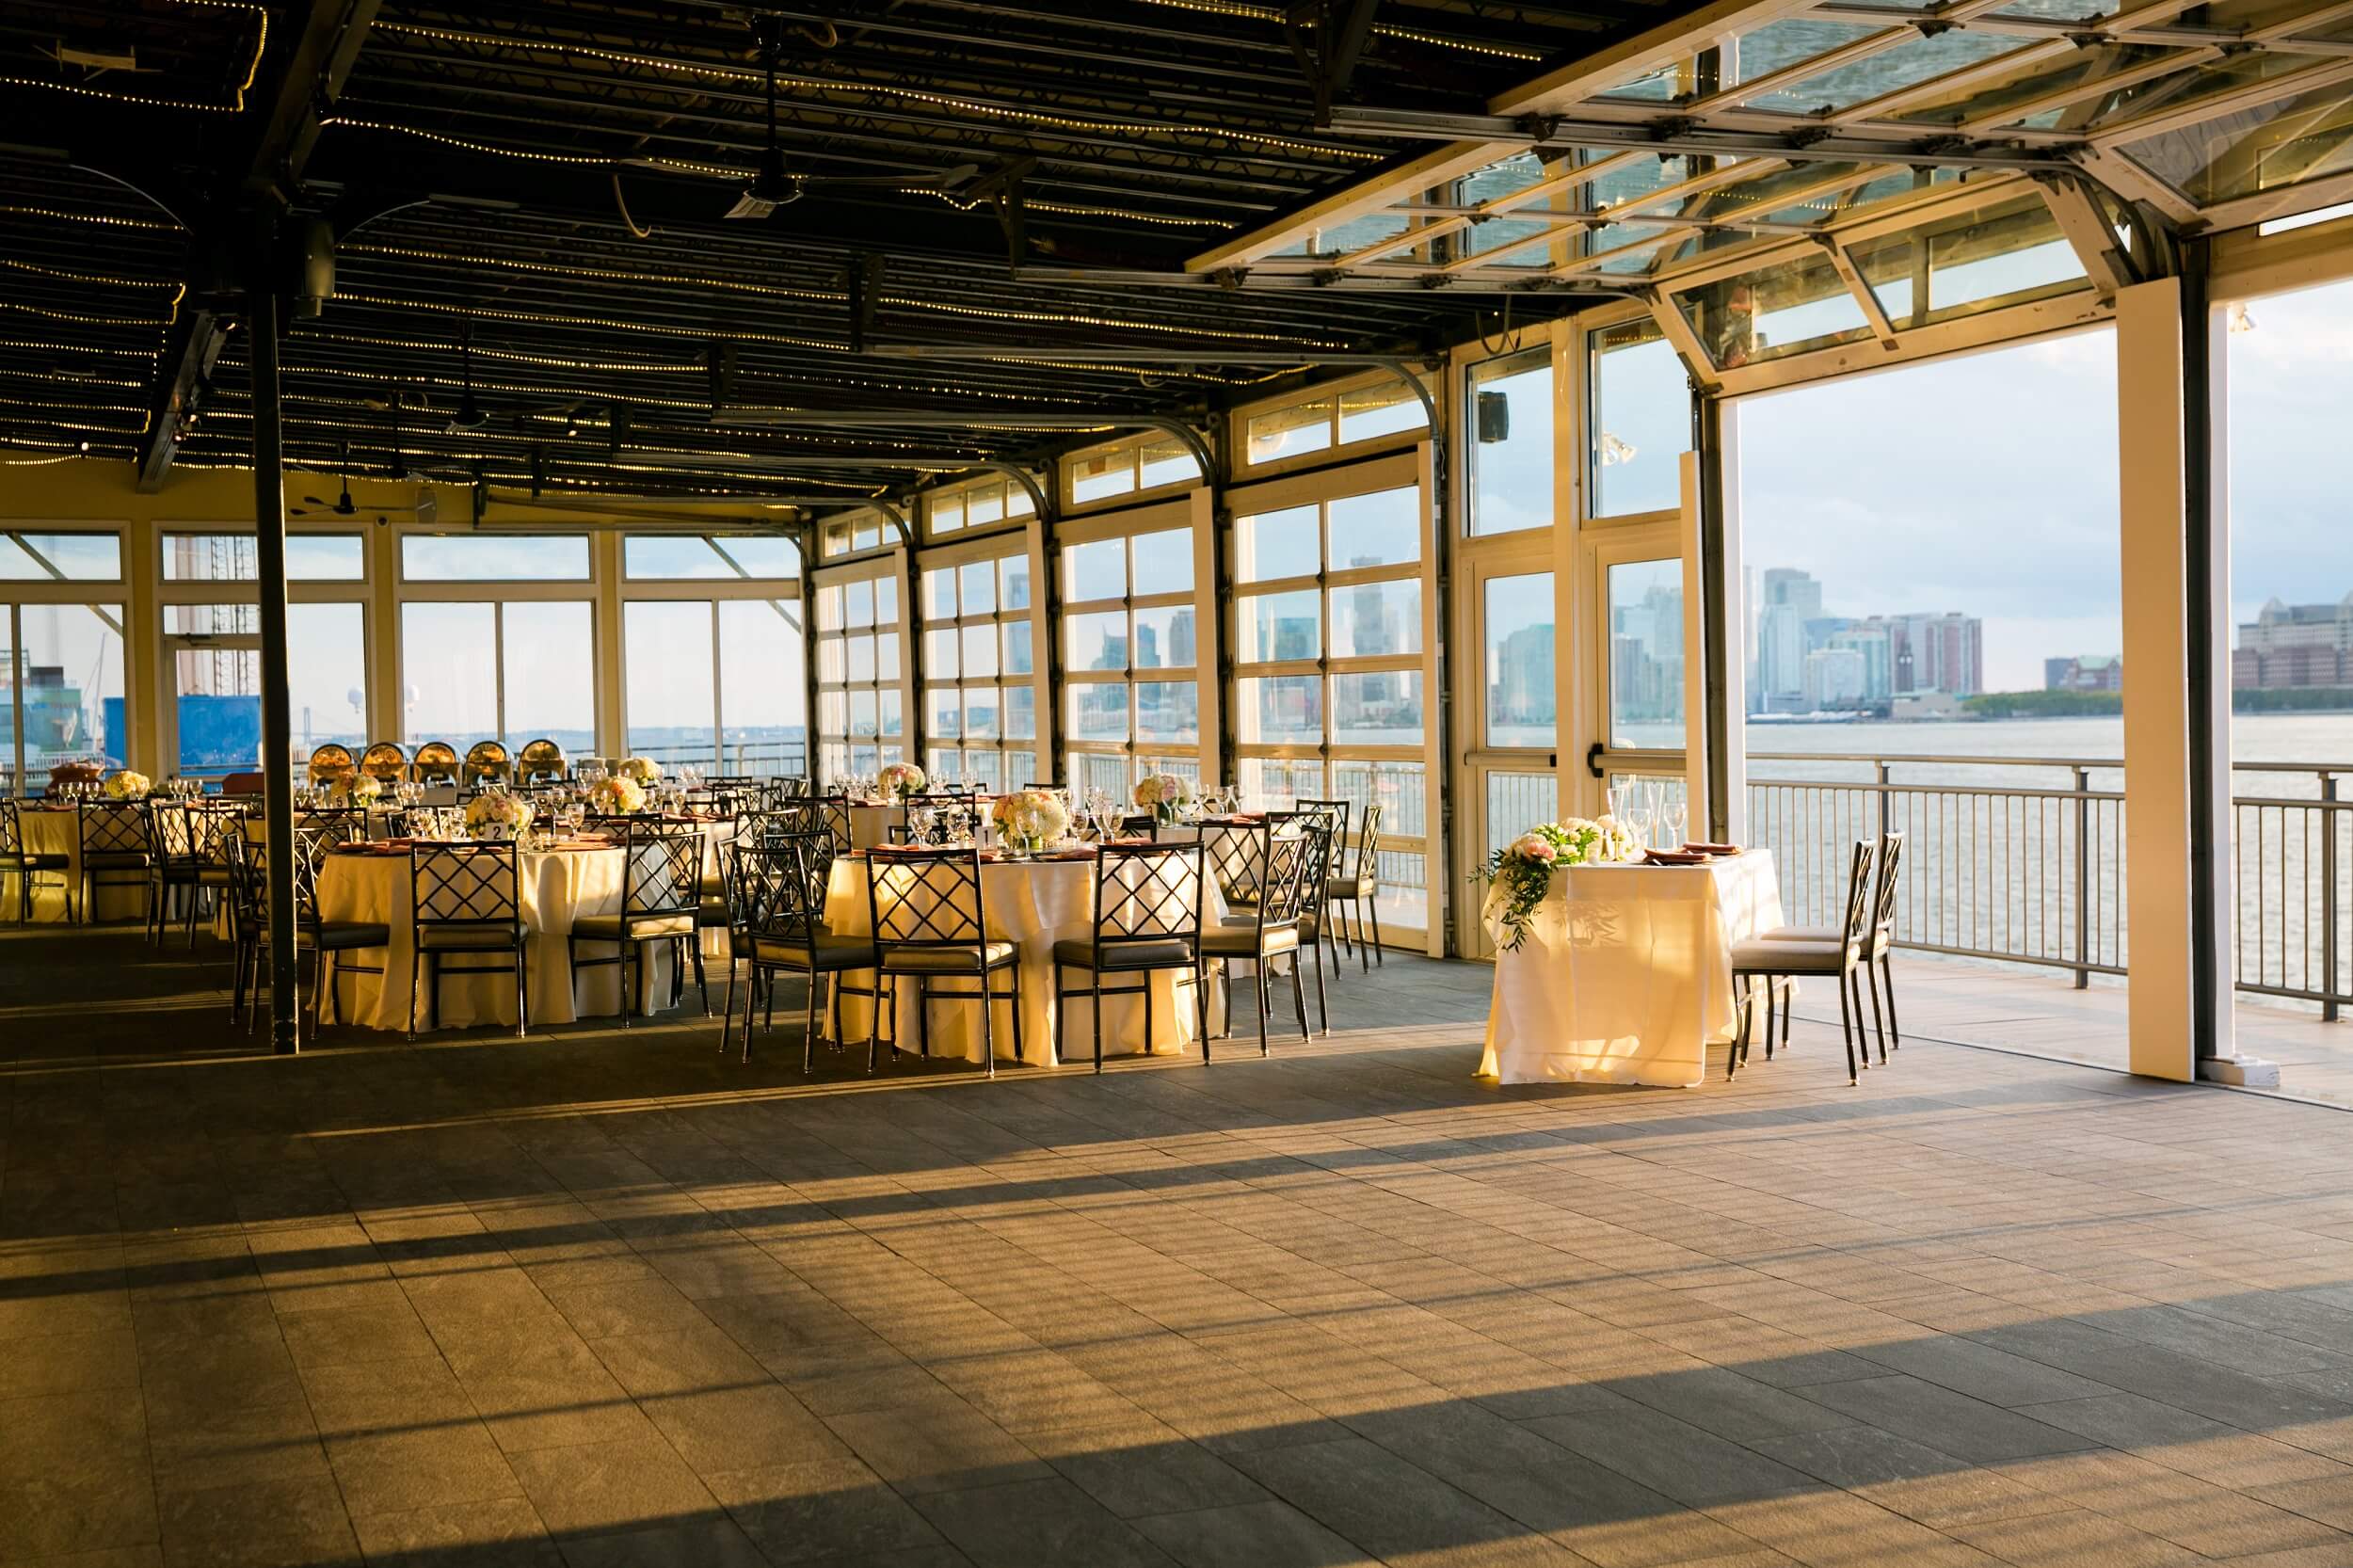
1683 841 1742 856
1644 849 1710 866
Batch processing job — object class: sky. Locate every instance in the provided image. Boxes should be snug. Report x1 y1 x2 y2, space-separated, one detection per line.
1733 275 2353 693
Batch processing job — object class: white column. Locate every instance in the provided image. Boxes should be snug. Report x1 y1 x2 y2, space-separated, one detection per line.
2115 280 2233 1080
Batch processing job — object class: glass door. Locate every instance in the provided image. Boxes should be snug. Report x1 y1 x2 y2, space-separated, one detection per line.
161 616 263 783
1461 547 1560 958
1586 529 1690 841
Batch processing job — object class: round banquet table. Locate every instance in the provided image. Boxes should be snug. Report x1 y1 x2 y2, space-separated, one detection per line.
844 803 903 851
821 850 1229 1067
312 842 720 1031
14 806 146 923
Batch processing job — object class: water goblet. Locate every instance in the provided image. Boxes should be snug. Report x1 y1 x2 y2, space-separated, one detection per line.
1665 800 1689 849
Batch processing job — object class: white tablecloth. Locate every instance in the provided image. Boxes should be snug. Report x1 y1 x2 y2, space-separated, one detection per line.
846 804 903 850
14 807 144 922
1479 850 1783 1088
821 853 1228 1067
314 846 709 1031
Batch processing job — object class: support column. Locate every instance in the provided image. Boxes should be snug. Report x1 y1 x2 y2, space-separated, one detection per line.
2115 277 2235 1080
249 284 300 1056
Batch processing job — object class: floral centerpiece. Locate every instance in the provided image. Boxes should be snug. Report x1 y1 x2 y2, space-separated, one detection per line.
463 790 534 840
328 773 383 806
877 760 926 802
103 770 152 801
616 756 661 785
586 776 647 816
990 788 1070 855
1478 815 1644 952
1133 771 1195 824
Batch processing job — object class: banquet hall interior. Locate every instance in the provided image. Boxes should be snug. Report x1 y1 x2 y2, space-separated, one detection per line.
6 0 2353 1563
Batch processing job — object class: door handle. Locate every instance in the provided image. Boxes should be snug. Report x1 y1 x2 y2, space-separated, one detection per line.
1584 742 1606 779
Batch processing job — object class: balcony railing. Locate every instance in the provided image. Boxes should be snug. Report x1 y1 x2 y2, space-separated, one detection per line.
1749 753 2353 1018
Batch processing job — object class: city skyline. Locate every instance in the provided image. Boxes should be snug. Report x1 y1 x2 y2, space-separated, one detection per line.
1745 566 1985 714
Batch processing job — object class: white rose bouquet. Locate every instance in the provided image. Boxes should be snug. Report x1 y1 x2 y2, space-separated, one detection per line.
1133 772 1195 823
463 791 534 839
1477 816 1644 951
990 788 1069 852
104 770 152 801
328 773 383 806
587 776 647 816
616 756 661 784
877 760 926 800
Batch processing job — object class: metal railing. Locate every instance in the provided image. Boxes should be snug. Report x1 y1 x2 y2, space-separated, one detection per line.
1748 752 2353 1017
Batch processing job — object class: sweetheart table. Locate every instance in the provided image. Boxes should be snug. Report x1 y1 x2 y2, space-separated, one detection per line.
1478 850 1782 1088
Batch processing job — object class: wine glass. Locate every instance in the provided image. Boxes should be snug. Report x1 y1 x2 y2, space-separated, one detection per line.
1665 798 1689 850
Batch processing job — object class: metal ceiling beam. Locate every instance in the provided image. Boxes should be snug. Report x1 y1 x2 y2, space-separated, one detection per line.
133 0 381 492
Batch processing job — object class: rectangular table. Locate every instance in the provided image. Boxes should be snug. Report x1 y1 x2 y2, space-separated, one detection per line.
1478 850 1783 1088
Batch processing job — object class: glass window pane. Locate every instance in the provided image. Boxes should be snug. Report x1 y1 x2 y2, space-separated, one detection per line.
1483 573 1557 748
505 601 596 757
1000 552 1032 611
1075 752 1131 797
1067 684 1129 741
719 598 806 774
1001 620 1032 676
960 623 998 679
1004 683 1035 741
843 579 874 628
815 584 842 632
931 495 964 536
1468 350 1552 536
0 532 120 581
1246 398 1332 466
1608 558 1685 744
625 601 714 764
923 567 957 619
818 690 847 736
957 560 997 616
286 603 368 760
1064 537 1125 601
924 627 960 678
161 534 364 582
1140 438 1199 489
928 685 962 740
1237 590 1320 664
1127 528 1194 596
1134 680 1198 744
1065 611 1128 672
401 601 499 747
968 488 1003 527
1002 748 1035 785
846 634 874 682
878 687 903 737
875 632 900 681
817 637 845 683
966 750 1003 794
402 535 589 581
1680 252 1872 369
623 535 796 579
873 575 897 624
20 602 126 772
1240 757 1324 807
964 685 1000 739
1072 449 1135 504
1592 319 1690 518
1236 675 1322 744
848 689 876 738
1486 772 1559 856
1327 488 1418 568
1338 377 1427 443
1132 604 1196 669
1328 581 1421 659
1235 505 1319 584
1332 670 1422 745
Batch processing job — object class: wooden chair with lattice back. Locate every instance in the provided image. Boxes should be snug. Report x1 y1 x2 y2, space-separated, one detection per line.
1052 841 1207 1072
227 819 382 1033
76 800 152 928
1325 805 1385 970
565 821 707 1025
864 845 1022 1078
1198 822 1317 1059
0 797 71 923
406 841 529 1039
726 832 880 1070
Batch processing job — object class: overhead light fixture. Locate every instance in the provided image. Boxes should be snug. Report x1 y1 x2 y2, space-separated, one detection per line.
1596 431 1638 465
2229 302 2257 334
449 319 486 430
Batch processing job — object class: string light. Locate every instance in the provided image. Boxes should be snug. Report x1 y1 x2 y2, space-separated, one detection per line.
0 204 182 232
0 256 182 291
1 298 172 328
339 243 833 302
336 291 841 354
322 117 618 165
1124 0 1543 58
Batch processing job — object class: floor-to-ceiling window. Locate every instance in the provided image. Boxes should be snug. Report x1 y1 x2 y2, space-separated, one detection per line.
2 529 127 791
397 534 595 756
621 533 805 776
812 558 904 783
1061 510 1203 798
921 542 1037 793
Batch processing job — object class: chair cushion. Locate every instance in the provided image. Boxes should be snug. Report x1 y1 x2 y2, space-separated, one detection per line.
696 894 730 925
312 920 392 950
880 940 1018 972
14 853 71 870
1324 875 1375 898
1774 922 1892 956
1201 922 1300 956
84 852 151 868
416 919 527 950
1731 935 1854 974
748 931 877 970
1051 936 1195 971
572 911 695 941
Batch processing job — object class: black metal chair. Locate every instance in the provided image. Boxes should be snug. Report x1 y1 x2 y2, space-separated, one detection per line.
226 822 384 1033
76 800 152 927
0 798 71 923
1199 823 1316 1059
817 795 856 855
864 845 1023 1077
407 842 530 1039
186 801 248 945
1268 808 1338 1035
1730 840 1877 1085
145 800 193 944
1754 830 1907 1065
567 822 708 1024
1325 804 1385 969
1052 841 1208 1072
726 833 879 1069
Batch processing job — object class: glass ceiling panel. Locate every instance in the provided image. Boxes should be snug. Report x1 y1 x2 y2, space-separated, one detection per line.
1846 189 2087 326
1677 251 1872 366
1579 221 1688 274
1318 212 1412 255
1587 152 1699 214
2120 75 2353 206
1730 19 1882 85
2074 51 2318 133
1993 0 2121 17
1885 44 2175 127
1748 29 2028 114
1463 152 1557 263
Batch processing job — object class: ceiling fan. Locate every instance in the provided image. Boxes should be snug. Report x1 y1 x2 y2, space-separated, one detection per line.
724 18 976 219
293 442 438 524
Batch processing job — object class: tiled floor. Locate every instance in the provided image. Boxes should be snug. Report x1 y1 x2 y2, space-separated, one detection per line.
10 924 2353 1566
1785 952 2353 1109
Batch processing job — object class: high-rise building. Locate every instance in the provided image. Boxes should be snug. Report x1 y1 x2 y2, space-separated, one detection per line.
2234 595 2353 689
1829 624 1894 702
2045 655 2122 692
1803 647 1866 708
